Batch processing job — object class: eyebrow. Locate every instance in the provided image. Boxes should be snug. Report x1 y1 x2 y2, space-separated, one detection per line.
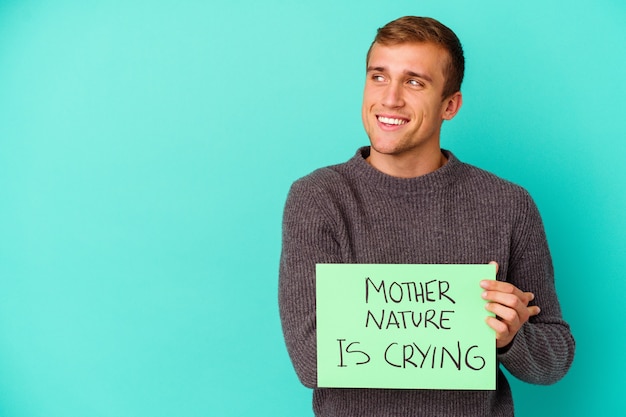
366 66 433 84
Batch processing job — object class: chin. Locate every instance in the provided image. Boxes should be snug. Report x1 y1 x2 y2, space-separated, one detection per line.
370 144 401 156
370 136 402 152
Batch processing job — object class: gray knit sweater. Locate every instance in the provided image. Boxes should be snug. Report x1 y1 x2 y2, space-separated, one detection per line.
279 147 575 416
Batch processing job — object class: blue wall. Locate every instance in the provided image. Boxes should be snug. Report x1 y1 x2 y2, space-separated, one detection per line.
0 1 624 415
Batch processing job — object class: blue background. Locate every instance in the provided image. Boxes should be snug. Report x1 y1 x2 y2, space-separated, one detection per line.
0 0 624 416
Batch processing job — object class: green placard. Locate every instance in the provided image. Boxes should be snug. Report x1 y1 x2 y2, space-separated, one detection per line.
316 263 496 390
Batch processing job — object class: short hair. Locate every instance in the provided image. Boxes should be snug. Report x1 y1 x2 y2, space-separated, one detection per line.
366 16 465 98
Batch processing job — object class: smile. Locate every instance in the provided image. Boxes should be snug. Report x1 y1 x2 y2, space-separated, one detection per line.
377 116 408 125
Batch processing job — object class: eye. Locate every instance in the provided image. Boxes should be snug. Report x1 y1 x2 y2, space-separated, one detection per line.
407 79 423 87
371 74 386 82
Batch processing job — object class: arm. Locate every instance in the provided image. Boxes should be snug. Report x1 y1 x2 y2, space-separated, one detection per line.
484 194 575 385
278 178 341 388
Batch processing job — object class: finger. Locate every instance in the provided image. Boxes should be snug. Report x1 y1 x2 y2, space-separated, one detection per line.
485 316 509 334
482 290 529 311
528 305 541 317
485 316 512 347
479 279 520 295
488 261 499 274
480 280 533 305
522 291 536 305
484 294 537 327
485 302 523 326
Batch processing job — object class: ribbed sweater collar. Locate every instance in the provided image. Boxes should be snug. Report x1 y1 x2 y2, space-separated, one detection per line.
345 146 463 195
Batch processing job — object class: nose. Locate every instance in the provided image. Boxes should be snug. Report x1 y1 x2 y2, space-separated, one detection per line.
382 81 404 108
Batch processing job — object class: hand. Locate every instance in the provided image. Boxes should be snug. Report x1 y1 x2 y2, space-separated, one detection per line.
480 261 541 349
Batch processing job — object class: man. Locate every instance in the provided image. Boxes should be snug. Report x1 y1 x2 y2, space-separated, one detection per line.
279 16 574 416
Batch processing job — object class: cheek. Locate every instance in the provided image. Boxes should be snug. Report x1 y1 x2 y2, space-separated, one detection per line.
425 97 447 117
361 107 372 131
362 86 378 108
410 101 437 122
361 98 373 124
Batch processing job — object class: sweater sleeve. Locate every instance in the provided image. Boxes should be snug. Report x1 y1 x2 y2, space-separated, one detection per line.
497 191 575 384
278 177 342 388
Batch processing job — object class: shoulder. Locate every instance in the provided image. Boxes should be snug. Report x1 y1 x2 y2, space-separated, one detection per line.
455 159 532 202
282 160 360 232
285 164 354 221
288 149 365 198
448 156 540 224
292 164 347 192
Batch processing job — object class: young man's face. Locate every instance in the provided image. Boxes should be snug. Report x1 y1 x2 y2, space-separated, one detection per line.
362 42 459 161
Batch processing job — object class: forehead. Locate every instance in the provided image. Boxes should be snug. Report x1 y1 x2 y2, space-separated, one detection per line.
367 42 449 80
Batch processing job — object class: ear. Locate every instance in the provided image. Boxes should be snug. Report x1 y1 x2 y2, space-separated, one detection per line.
442 91 462 120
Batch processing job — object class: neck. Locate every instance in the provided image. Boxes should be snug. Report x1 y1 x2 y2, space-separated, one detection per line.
366 147 448 178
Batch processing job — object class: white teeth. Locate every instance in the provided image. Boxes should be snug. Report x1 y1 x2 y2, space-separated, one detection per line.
378 116 407 125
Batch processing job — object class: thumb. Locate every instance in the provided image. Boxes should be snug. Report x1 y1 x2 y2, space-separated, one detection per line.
488 261 499 274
